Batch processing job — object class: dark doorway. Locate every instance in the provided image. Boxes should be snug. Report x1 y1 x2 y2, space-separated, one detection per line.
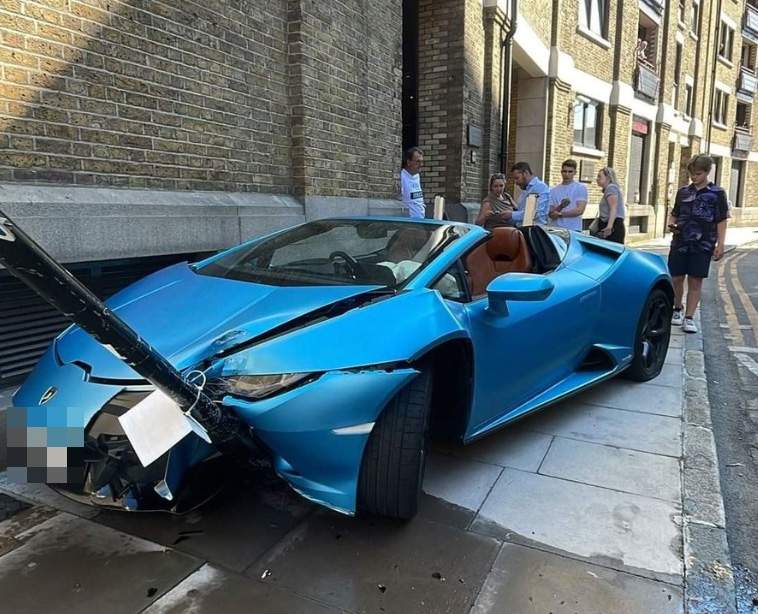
402 0 419 153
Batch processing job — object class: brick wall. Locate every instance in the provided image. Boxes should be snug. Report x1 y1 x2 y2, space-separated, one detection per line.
0 0 401 199
461 0 485 202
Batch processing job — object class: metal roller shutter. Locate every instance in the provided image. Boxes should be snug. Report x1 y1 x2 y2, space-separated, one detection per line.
0 253 209 388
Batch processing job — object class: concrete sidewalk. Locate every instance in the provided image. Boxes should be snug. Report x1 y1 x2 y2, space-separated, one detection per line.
2 232 756 613
0 325 732 614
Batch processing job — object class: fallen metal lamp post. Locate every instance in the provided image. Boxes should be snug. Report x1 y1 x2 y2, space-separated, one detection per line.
0 209 255 456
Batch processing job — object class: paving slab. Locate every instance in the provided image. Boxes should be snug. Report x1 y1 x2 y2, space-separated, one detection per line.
0 495 58 556
247 511 501 614
423 453 502 512
143 563 343 614
432 428 553 472
575 379 682 417
0 512 202 614
648 362 685 389
473 469 683 579
539 437 681 502
518 402 682 457
0 477 101 518
97 474 313 573
470 542 683 614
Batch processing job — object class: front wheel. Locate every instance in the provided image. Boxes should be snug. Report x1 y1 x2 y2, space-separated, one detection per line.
623 288 672 382
357 367 433 519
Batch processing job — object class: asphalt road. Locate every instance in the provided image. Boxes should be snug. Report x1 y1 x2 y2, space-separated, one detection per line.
700 243 758 612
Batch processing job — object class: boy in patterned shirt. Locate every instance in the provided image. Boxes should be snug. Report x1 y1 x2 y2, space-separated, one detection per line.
668 154 728 334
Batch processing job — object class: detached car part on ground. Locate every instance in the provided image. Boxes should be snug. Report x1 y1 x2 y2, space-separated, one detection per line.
2 213 674 519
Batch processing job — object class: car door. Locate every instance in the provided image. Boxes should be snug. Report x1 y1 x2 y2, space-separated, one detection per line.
461 241 601 440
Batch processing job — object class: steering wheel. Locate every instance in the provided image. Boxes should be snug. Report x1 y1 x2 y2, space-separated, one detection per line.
328 251 359 278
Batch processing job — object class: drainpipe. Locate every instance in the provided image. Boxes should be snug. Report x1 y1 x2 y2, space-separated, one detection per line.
652 0 672 234
499 0 518 173
705 0 724 151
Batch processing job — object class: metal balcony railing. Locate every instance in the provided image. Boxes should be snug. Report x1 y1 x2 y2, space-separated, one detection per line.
744 5 758 43
733 132 752 159
639 0 663 16
739 69 758 97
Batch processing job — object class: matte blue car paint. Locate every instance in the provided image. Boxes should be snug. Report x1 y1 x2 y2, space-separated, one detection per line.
464 267 602 438
55 263 387 380
223 368 420 513
12 219 673 516
220 288 468 375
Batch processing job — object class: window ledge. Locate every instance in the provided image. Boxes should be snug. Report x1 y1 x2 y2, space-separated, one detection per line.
712 121 728 130
572 144 605 158
677 20 687 30
718 56 734 68
576 25 612 49
689 31 699 42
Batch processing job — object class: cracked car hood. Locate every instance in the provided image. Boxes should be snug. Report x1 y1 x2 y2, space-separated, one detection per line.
55 262 382 380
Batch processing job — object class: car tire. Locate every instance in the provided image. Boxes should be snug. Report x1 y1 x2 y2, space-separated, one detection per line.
357 366 433 519
623 288 672 382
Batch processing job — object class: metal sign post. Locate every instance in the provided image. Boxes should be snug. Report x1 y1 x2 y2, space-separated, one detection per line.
0 210 254 456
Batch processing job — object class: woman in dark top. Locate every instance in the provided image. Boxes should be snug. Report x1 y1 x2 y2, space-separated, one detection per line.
476 173 517 230
595 167 626 244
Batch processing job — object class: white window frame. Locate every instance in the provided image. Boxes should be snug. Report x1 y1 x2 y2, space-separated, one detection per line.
573 97 602 149
579 0 608 39
718 21 735 63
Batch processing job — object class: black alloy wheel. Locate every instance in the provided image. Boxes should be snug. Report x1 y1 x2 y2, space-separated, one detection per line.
623 288 672 382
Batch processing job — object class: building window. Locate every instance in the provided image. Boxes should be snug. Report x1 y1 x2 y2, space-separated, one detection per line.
690 0 700 36
714 90 729 125
719 23 734 62
678 0 686 24
684 82 694 116
637 14 659 67
579 0 608 38
741 43 757 72
736 102 751 131
573 98 601 148
672 42 683 108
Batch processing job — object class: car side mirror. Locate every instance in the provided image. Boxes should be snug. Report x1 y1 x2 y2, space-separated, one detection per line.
486 273 555 317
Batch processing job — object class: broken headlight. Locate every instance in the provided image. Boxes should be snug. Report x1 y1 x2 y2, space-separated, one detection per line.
224 373 313 400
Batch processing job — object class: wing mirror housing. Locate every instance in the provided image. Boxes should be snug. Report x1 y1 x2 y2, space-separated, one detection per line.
486 273 555 317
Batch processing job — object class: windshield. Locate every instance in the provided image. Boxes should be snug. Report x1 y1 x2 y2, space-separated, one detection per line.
197 219 469 287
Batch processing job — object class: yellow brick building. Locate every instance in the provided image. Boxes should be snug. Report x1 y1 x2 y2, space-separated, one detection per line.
411 0 758 236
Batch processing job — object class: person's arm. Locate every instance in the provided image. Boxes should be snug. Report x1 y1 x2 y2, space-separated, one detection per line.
400 172 411 208
534 188 551 225
561 185 587 218
475 199 492 226
548 188 560 220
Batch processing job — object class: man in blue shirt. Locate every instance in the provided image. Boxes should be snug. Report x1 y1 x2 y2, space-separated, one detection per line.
498 161 551 226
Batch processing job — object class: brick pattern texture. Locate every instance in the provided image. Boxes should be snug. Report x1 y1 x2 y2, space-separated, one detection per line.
0 0 401 197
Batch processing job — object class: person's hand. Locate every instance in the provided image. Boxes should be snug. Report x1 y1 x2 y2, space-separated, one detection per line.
713 245 724 261
601 227 612 238
548 207 560 220
500 210 513 220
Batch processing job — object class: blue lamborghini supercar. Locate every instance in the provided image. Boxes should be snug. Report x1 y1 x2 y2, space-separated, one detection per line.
12 218 673 518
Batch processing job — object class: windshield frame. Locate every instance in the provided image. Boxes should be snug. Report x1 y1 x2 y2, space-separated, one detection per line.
195 219 470 289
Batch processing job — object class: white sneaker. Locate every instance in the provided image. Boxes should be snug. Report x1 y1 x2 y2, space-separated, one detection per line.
672 309 684 326
683 317 697 333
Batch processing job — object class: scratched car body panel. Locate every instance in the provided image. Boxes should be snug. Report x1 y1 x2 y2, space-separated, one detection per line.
13 218 674 518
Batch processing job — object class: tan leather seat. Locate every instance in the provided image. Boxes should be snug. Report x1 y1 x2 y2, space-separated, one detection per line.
465 227 532 296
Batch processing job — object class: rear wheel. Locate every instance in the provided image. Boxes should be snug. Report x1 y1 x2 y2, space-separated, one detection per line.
623 288 672 382
357 367 433 519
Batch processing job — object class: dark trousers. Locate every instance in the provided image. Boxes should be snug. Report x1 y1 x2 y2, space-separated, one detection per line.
600 218 626 244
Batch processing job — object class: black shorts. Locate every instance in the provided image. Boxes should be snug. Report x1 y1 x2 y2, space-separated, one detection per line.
667 248 713 278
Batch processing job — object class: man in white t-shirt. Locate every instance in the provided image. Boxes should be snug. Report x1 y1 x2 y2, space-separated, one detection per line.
548 159 588 231
400 147 425 218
